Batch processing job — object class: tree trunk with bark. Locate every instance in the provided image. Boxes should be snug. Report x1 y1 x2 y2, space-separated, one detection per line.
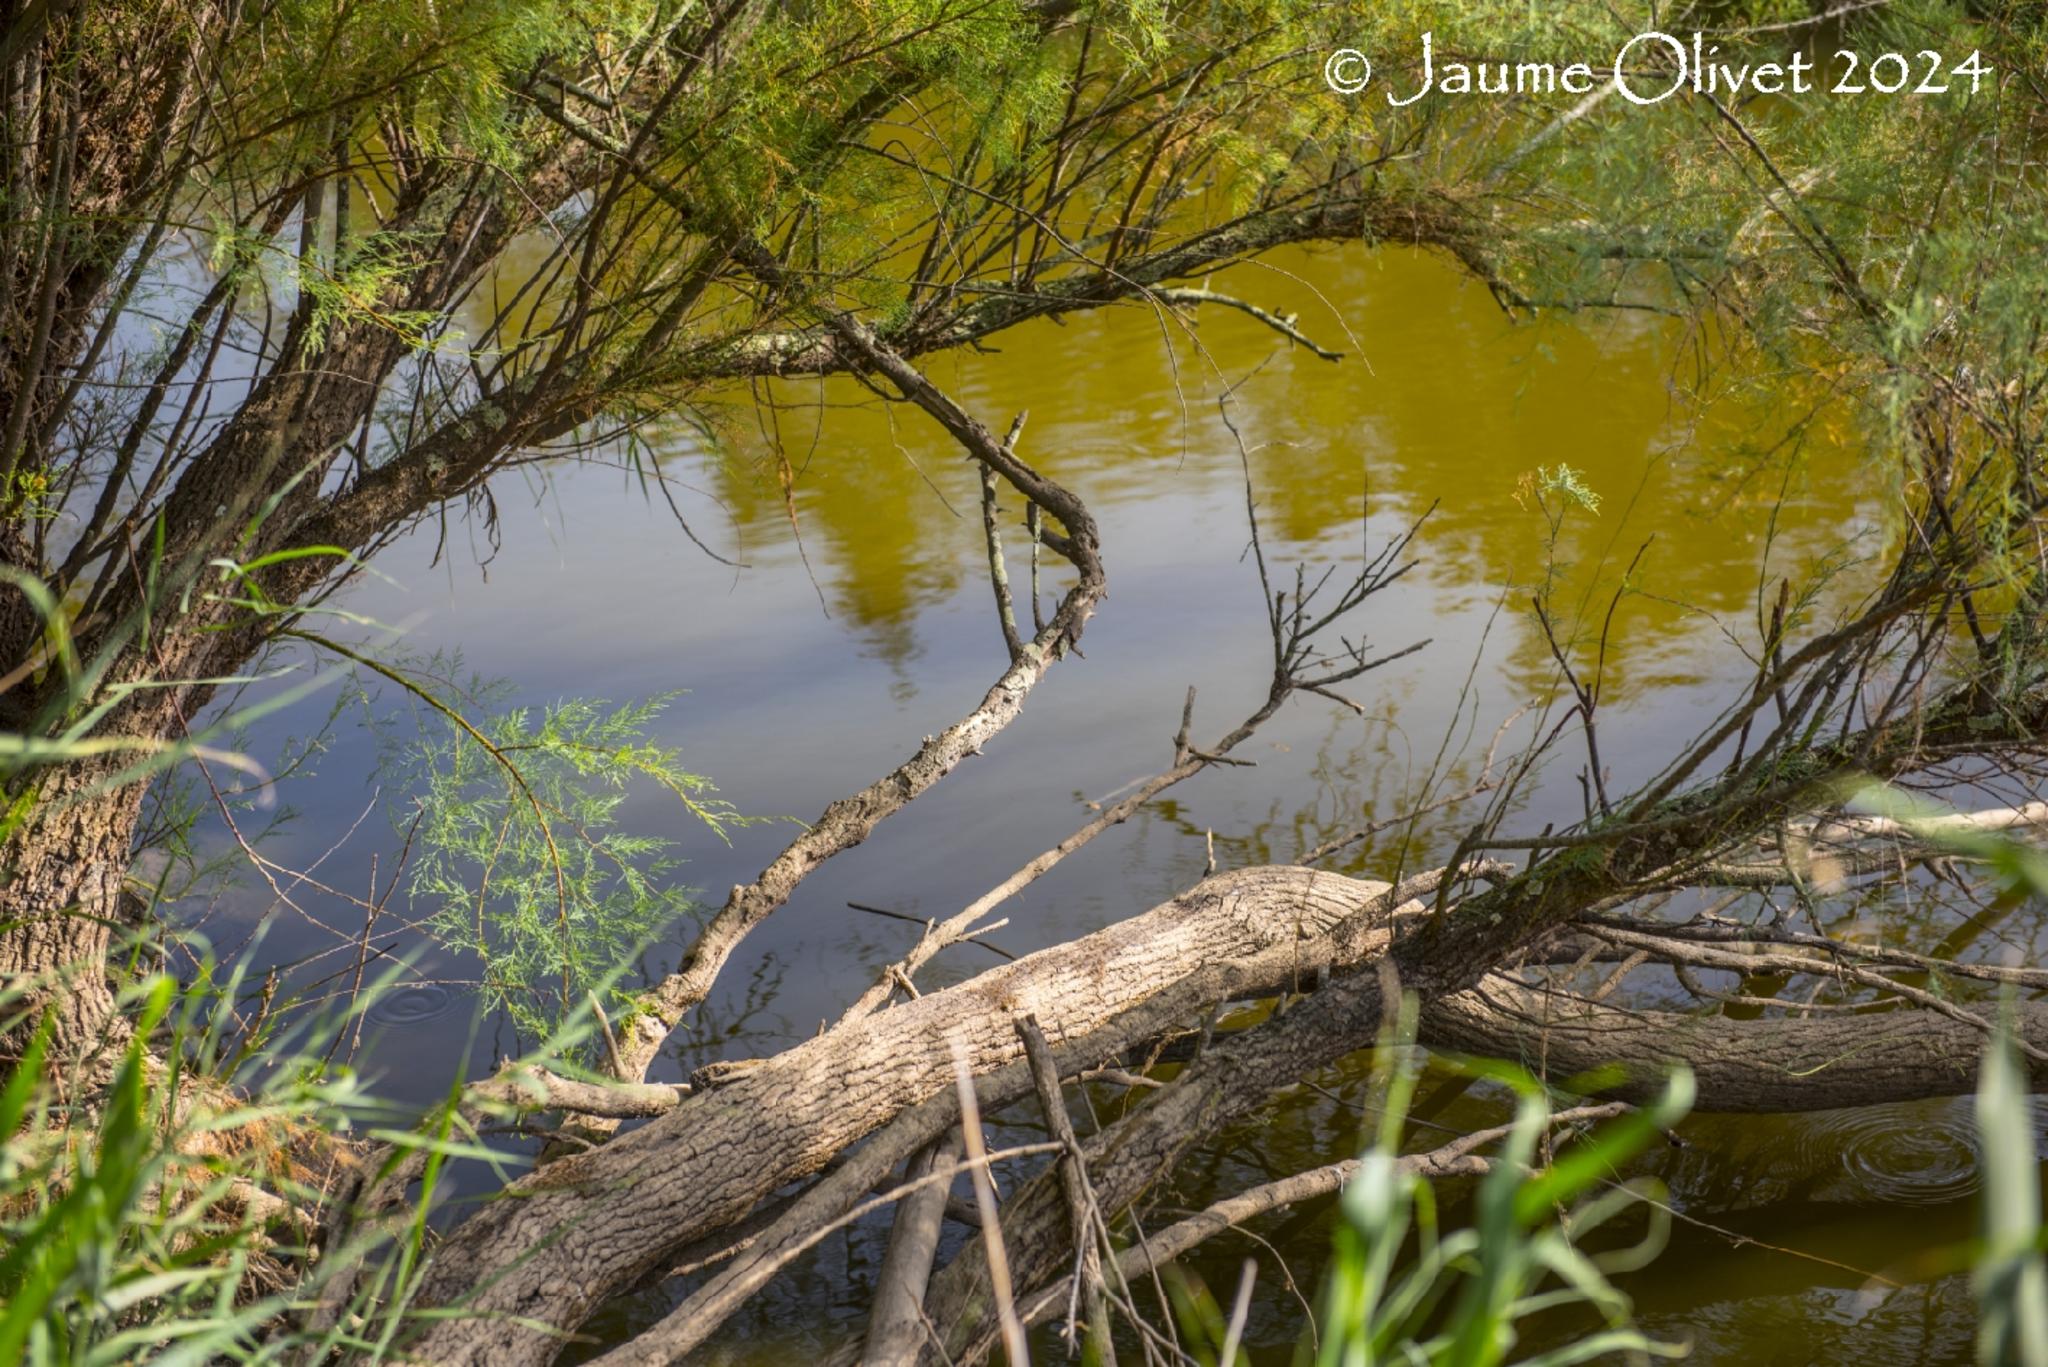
0 756 146 1065
403 866 1409 1365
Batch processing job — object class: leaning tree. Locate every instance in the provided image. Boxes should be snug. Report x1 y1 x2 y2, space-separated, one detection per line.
5 0 2048 1361
0 0 1494 1056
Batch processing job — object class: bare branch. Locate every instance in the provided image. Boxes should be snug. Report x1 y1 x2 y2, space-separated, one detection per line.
1151 285 1344 361
861 1129 964 1366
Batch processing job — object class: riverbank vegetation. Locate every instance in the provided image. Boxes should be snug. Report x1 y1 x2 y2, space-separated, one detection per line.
5 0 2048 1361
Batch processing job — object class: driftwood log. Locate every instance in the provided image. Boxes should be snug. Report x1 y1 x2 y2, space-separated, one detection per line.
408 867 1410 1362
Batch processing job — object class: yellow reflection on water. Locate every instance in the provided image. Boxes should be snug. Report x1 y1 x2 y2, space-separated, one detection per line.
696 242 1864 707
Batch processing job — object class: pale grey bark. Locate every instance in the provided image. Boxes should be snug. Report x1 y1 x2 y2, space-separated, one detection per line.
1420 975 2048 1110
859 1128 962 1366
404 866 1404 1366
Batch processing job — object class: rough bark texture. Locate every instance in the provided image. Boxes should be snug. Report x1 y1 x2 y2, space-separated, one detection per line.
0 756 146 1064
588 874 1460 1367
1420 976 2048 1110
404 866 1391 1365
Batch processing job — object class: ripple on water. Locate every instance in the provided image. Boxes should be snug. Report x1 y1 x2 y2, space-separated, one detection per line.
364 982 462 1028
1800 1104 1983 1207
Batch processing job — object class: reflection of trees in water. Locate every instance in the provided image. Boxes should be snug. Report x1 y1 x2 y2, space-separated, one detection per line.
690 395 972 678
677 246 1877 721
1119 706 1530 887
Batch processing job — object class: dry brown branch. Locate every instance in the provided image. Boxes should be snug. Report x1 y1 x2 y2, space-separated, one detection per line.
605 292 1109 1087
951 1040 1031 1367
1575 920 2048 1003
1151 285 1344 360
1565 914 2048 987
465 1063 688 1119
1694 798 2048 887
980 420 1027 665
839 494 1430 1025
833 687 1298 1025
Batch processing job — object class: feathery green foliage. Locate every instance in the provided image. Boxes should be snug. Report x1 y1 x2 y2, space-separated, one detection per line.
382 674 743 1051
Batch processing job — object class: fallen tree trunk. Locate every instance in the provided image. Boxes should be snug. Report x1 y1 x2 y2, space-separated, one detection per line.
575 870 1468 1367
913 958 1401 1363
909 907 2048 1361
400 515 2048 1365
404 865 1403 1365
1419 975 2048 1109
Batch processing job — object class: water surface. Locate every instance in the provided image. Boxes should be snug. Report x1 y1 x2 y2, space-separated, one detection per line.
196 243 2037 1363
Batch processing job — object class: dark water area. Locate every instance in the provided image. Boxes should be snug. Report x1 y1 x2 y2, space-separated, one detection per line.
180 243 2046 1362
